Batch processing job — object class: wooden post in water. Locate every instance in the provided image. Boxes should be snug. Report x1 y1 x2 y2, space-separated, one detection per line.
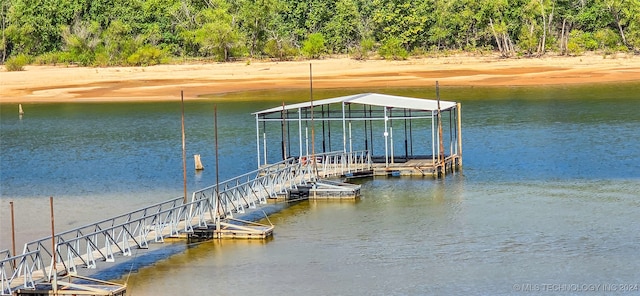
194 154 204 170
49 196 58 295
181 91 188 204
10 201 16 267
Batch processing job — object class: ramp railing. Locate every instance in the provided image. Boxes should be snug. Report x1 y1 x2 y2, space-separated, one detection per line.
191 157 307 219
192 150 371 220
313 150 372 178
1 250 45 295
2 149 370 295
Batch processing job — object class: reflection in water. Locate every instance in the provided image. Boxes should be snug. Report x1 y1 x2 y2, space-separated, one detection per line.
1 83 639 295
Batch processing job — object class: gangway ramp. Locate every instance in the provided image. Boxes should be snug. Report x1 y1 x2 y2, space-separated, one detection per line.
2 150 369 295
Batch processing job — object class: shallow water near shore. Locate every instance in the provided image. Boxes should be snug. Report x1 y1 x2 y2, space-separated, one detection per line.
1 83 639 295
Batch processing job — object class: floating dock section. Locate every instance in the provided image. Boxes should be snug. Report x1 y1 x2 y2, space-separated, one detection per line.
12 275 126 296
188 218 274 242
284 180 361 201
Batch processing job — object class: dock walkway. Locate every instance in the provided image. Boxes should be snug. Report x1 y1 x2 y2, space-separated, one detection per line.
1 150 370 295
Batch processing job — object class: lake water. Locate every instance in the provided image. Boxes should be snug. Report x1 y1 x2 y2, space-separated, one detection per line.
1 83 639 295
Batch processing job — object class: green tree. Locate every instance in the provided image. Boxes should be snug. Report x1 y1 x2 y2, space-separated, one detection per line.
263 10 299 60
102 20 139 65
306 0 333 33
263 38 297 60
193 2 244 61
60 20 102 66
324 0 362 53
428 0 449 50
567 29 598 54
276 0 310 43
593 27 621 49
457 0 492 50
2 0 639 64
140 0 182 53
378 36 408 59
6 0 80 55
1 0 8 63
481 0 519 57
517 0 551 56
371 0 431 50
238 0 281 57
301 32 326 59
352 37 375 60
623 0 640 49
604 0 640 50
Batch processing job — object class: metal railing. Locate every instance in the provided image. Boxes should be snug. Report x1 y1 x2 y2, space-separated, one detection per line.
1 250 45 295
1 149 371 295
192 150 371 219
191 157 312 219
314 150 372 178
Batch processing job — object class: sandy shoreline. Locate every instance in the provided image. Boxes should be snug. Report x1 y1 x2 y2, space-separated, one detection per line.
1 53 639 103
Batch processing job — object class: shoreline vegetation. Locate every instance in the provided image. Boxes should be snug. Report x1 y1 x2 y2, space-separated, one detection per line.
2 0 639 66
2 0 640 103
2 52 640 104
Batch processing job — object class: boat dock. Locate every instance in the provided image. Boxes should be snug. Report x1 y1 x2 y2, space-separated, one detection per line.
252 92 462 178
2 92 461 295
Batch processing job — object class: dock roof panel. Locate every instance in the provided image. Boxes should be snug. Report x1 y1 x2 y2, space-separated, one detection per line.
253 93 457 116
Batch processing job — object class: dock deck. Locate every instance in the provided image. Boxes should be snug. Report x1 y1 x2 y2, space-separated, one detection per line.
370 155 461 177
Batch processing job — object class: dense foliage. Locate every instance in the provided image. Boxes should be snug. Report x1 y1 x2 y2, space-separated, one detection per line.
1 0 638 67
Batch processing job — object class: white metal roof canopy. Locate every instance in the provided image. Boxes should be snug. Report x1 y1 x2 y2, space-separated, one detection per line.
252 93 457 117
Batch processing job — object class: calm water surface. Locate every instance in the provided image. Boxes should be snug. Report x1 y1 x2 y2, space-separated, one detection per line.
1 83 639 295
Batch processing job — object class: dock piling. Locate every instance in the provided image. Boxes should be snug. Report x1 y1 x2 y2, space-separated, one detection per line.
194 154 204 170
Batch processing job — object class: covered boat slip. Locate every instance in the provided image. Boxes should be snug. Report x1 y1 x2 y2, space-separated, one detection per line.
253 92 462 177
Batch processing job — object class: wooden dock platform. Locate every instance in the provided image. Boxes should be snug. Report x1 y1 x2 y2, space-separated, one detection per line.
12 275 126 296
279 180 361 201
370 155 461 177
187 218 274 242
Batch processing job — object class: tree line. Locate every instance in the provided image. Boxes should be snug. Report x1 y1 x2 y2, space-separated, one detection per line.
1 0 639 69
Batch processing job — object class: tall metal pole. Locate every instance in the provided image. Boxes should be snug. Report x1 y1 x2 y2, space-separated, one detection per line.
342 102 347 153
298 108 303 157
49 196 58 294
181 91 188 203
363 105 368 151
256 114 261 169
456 102 463 166
369 106 374 156
436 81 445 177
384 107 389 168
215 105 221 232
390 109 394 164
281 102 287 160
310 63 317 180
321 106 326 153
